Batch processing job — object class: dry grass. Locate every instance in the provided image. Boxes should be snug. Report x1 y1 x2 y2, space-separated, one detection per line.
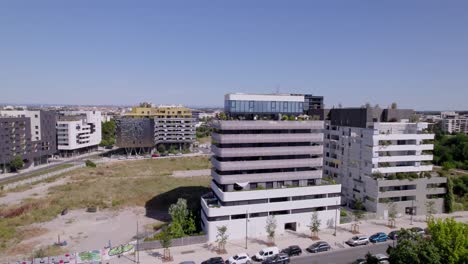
0 156 211 255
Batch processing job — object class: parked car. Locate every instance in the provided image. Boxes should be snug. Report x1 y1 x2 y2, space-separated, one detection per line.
388 230 400 240
253 247 279 261
351 259 366 264
346 235 369 246
410 227 425 236
369 232 388 243
374 253 390 264
280 245 302 256
306 241 331 253
201 257 224 264
179 262 196 264
227 253 252 264
262 253 290 264
151 154 160 158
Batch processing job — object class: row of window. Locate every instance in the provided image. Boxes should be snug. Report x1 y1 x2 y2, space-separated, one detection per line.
203 206 338 222
214 167 321 176
214 142 322 148
214 154 321 162
213 129 321 134
227 100 305 114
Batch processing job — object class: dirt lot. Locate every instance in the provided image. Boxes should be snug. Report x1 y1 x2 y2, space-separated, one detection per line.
0 156 211 259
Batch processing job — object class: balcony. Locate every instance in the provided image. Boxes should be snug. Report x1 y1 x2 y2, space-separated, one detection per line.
375 144 433 152
212 158 322 171
211 180 341 202
212 133 323 144
375 155 433 163
372 165 432 174
212 169 323 184
211 145 323 157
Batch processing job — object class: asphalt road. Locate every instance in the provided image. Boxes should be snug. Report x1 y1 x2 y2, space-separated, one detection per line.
291 241 393 264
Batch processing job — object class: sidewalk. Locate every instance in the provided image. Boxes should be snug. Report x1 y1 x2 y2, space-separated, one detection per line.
113 211 468 264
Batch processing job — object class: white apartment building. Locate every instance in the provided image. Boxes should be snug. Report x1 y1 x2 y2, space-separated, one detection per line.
201 93 340 241
324 108 446 218
56 111 102 157
441 112 468 134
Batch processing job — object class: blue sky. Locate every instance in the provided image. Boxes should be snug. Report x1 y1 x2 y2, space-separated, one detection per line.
0 1 467 110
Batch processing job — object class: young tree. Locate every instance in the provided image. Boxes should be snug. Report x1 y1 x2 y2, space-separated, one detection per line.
9 155 24 172
168 198 191 238
444 177 454 213
388 202 397 228
157 144 166 154
159 226 173 261
215 225 228 254
218 112 227 120
352 199 365 233
308 212 321 239
387 228 442 264
425 200 437 222
265 215 277 244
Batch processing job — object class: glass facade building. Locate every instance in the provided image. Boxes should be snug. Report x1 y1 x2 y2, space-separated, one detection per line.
225 99 305 115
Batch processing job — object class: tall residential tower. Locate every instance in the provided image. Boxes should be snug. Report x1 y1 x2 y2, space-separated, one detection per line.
201 93 341 241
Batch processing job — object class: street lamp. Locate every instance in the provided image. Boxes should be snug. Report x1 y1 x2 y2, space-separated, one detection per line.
334 200 339 236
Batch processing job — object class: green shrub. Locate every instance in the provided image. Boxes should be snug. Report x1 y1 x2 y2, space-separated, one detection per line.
85 160 96 168
340 210 347 217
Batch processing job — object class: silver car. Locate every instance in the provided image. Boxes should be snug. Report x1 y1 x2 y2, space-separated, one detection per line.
346 235 369 246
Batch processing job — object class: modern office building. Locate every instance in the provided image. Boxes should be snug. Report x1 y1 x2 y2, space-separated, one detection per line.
201 93 341 241
224 93 324 120
56 111 102 157
323 107 446 218
440 112 468 134
116 105 195 153
0 110 57 171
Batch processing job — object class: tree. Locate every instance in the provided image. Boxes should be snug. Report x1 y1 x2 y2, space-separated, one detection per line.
215 225 228 254
388 202 397 228
428 218 468 264
352 199 365 233
365 252 379 264
100 120 116 147
218 112 227 120
425 200 437 222
168 198 195 238
157 144 166 154
85 160 96 168
139 102 152 107
445 176 454 213
391 102 398 109
158 226 173 261
308 212 321 239
265 215 277 244
9 156 24 172
387 228 441 264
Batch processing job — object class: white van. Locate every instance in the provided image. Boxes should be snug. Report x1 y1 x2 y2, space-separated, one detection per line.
254 247 279 261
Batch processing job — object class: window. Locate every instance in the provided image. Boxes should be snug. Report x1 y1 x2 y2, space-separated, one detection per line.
266 182 273 189
249 101 254 108
283 102 288 110
271 101 276 109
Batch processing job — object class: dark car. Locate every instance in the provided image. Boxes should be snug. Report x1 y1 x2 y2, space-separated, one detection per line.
262 253 290 264
369 232 388 243
388 230 400 240
280 245 302 257
306 241 331 253
201 257 224 264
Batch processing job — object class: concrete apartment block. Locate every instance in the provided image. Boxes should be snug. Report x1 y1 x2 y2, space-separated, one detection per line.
324 108 446 218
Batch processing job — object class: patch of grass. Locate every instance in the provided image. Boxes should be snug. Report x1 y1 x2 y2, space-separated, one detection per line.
0 156 211 255
0 164 74 187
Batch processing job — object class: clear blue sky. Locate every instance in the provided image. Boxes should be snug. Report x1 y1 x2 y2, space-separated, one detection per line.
1 1 467 110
